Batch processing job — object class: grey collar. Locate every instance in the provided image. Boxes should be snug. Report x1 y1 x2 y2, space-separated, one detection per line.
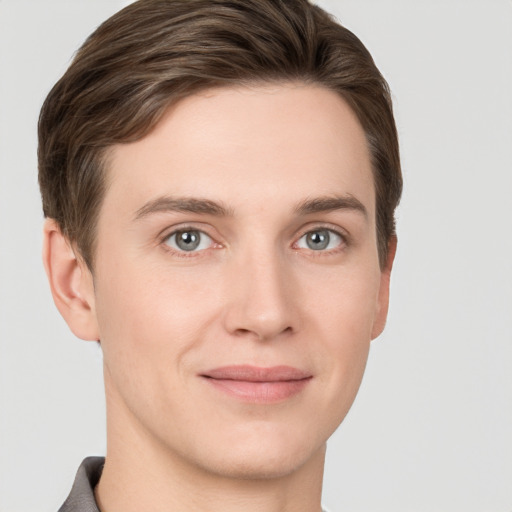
58 457 103 512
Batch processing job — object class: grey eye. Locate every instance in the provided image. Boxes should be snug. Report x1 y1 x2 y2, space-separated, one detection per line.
165 229 212 252
297 229 343 251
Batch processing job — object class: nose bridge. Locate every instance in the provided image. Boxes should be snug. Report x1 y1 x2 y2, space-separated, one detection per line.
222 238 298 341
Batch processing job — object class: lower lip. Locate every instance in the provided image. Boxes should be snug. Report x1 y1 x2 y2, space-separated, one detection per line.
203 377 311 403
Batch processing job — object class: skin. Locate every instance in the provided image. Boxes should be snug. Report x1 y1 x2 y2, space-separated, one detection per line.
43 83 395 512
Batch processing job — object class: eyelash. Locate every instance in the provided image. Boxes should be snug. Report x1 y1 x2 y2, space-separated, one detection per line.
161 226 219 259
293 226 348 256
160 225 349 258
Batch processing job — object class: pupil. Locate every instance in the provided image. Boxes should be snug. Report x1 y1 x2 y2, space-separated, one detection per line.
307 230 329 250
177 231 200 251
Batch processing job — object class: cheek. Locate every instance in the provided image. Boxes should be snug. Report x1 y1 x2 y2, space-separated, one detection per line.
302 259 381 339
92 258 225 428
95 259 222 357
303 264 380 409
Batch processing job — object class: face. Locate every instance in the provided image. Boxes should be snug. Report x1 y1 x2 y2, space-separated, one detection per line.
88 83 391 479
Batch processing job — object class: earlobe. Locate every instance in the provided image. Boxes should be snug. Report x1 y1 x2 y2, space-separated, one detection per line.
42 219 100 341
371 235 397 340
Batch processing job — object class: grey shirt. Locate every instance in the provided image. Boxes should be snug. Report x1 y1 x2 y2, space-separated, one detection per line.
58 457 104 512
58 457 330 512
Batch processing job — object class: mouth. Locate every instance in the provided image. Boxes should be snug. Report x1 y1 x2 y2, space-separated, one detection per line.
200 365 313 403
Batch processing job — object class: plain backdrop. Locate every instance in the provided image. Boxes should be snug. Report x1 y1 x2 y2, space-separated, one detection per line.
0 1 511 511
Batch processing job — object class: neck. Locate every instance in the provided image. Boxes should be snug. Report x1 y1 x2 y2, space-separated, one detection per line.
96 381 326 512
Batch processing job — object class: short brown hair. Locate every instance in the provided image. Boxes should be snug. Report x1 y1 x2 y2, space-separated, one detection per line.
38 0 402 270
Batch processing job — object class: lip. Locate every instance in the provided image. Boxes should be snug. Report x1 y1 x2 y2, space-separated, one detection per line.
200 365 312 403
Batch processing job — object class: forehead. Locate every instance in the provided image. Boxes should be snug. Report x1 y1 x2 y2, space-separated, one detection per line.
104 83 375 220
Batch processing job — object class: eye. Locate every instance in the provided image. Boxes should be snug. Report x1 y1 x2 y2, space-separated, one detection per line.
296 228 344 251
164 229 214 253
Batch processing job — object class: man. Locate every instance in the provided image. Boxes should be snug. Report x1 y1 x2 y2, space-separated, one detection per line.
39 0 402 510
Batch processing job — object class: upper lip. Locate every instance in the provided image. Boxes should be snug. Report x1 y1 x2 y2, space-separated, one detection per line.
201 365 311 382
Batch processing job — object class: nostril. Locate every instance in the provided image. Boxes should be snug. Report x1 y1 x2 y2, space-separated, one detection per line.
233 324 293 341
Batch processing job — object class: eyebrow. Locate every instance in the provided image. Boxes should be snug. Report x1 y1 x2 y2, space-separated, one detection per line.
134 196 235 220
293 195 368 219
134 194 367 221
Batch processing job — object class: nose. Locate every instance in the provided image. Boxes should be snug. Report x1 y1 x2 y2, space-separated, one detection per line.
222 249 299 342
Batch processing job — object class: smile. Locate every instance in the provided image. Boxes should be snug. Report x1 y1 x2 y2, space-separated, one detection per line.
200 365 313 403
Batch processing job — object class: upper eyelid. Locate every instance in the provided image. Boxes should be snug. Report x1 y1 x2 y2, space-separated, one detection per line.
160 227 218 257
158 223 217 241
294 227 347 250
295 223 350 242
298 226 344 238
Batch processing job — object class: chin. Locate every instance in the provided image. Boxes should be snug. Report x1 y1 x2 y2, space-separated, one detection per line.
201 448 321 481
186 423 328 481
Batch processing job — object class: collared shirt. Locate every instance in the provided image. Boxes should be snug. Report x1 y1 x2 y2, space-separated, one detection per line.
58 457 103 512
58 457 330 512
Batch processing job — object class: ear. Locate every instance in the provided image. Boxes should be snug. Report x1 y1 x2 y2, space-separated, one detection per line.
371 235 397 340
42 219 100 341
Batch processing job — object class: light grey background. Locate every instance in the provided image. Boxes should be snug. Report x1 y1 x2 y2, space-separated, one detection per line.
0 1 511 511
